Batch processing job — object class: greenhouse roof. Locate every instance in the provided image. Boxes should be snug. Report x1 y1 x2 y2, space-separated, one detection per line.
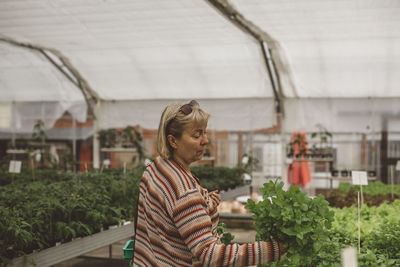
0 0 399 132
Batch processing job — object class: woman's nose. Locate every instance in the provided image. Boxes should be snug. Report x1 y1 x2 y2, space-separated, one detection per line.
201 134 208 145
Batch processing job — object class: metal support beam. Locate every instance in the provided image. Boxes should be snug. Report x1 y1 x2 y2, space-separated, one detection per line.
72 118 77 172
93 102 101 169
205 0 284 116
0 36 99 119
261 41 282 114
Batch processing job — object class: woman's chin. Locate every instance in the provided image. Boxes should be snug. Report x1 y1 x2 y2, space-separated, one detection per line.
195 152 204 161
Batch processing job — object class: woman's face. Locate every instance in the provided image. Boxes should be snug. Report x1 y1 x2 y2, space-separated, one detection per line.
171 122 208 166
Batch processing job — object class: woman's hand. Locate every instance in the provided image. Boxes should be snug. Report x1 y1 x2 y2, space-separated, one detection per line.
208 190 221 212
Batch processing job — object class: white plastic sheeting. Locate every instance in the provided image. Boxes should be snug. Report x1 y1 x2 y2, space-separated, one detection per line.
231 0 400 132
0 0 399 132
231 0 400 98
284 98 400 133
97 98 276 131
0 0 276 131
0 42 87 131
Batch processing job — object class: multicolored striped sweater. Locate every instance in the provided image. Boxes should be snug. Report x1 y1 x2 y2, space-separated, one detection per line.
133 156 282 266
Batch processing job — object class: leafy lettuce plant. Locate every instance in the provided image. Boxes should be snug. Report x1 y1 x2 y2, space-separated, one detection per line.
246 180 337 266
216 223 235 245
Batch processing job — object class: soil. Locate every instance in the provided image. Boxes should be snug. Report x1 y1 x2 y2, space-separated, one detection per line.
324 188 400 208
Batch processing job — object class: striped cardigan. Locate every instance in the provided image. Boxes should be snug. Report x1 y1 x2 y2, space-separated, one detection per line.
133 156 282 267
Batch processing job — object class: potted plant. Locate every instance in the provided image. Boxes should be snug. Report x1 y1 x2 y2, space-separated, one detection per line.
311 124 333 158
98 129 118 148
286 144 295 158
121 125 145 161
341 170 349 177
7 139 28 150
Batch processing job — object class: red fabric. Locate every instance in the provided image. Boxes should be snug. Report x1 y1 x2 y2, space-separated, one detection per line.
287 132 311 187
79 140 92 172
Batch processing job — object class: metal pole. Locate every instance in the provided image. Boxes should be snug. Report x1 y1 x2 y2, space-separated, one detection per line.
11 101 16 149
72 118 77 172
261 41 281 114
92 102 100 169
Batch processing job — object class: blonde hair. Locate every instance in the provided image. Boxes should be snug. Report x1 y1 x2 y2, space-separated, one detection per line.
157 102 210 159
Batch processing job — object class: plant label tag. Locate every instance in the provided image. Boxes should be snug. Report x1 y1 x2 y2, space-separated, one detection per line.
341 246 357 267
9 160 22 173
351 171 368 185
8 160 15 173
396 160 400 171
14 161 21 173
103 159 110 166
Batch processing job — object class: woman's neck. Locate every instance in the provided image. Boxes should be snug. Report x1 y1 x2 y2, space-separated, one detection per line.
172 156 191 174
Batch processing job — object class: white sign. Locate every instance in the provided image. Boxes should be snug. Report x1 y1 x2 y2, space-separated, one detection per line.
9 160 22 173
396 160 400 171
103 159 111 166
351 171 368 185
35 152 41 162
341 246 357 267
285 158 293 164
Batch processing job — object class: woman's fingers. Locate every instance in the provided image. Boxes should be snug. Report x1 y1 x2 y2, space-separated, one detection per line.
209 191 221 205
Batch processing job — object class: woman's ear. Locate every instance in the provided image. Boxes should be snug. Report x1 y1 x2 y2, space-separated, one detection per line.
167 134 177 150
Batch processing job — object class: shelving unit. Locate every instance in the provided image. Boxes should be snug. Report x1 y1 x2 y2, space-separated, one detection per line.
287 157 334 193
100 148 137 153
6 149 29 154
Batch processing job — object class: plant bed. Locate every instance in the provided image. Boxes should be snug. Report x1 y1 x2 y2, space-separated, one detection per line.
246 181 400 266
0 168 142 266
331 200 400 266
0 162 246 265
325 182 400 208
191 165 245 191
10 221 134 267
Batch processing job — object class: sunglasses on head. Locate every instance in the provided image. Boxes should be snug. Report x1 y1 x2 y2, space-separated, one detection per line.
179 100 199 115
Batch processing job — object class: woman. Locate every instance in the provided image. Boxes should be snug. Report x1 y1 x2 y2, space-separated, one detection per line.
133 100 285 266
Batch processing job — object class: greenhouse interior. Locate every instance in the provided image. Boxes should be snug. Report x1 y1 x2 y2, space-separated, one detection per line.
1 0 400 266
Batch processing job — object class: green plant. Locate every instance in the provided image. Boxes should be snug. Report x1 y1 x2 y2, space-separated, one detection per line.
0 167 142 264
191 165 245 191
121 126 145 161
363 221 400 260
311 124 332 156
246 180 336 266
31 120 47 145
239 153 259 173
326 182 400 208
30 120 48 168
6 139 28 149
338 181 400 196
216 223 234 245
331 200 400 266
98 129 118 148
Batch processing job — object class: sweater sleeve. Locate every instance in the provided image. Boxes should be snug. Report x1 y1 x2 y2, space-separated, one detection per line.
172 189 282 266
205 189 220 235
